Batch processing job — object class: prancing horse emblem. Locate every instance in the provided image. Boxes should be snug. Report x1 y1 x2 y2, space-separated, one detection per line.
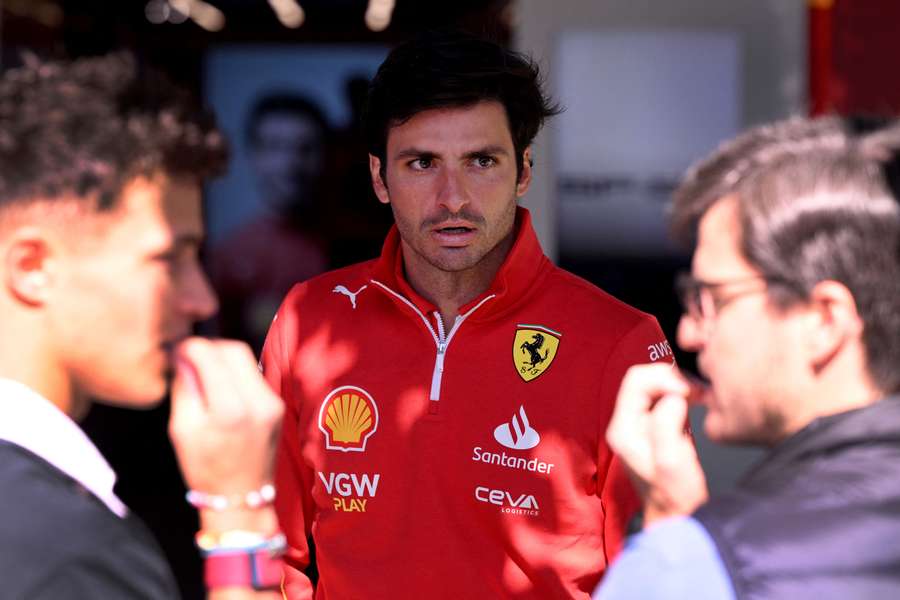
512 324 561 382
522 333 550 368
332 285 367 309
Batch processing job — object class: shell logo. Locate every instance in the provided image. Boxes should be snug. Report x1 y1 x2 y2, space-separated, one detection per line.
318 386 379 452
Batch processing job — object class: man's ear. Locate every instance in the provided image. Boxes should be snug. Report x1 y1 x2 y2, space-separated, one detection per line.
369 154 390 205
3 228 55 307
804 280 863 371
516 147 533 197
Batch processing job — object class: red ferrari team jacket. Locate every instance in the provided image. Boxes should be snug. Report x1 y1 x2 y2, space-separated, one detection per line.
262 208 673 599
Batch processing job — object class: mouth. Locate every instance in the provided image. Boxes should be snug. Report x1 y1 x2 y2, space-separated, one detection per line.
431 223 477 247
161 334 190 360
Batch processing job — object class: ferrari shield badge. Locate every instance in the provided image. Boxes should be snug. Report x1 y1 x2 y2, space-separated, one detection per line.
513 324 561 382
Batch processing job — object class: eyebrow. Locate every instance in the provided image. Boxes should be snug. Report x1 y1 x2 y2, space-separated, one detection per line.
174 232 205 249
393 145 510 160
464 145 509 158
393 147 436 160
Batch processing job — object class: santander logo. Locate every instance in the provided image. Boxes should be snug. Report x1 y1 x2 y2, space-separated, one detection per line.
493 406 540 450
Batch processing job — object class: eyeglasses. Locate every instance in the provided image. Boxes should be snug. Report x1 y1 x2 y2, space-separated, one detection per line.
675 271 777 322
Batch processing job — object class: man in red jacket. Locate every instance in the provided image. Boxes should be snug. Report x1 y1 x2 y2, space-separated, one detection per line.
263 31 673 599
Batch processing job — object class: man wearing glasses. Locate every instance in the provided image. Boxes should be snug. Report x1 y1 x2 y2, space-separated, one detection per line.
596 116 900 599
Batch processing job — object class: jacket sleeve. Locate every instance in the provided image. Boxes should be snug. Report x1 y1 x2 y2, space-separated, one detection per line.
261 299 316 600
596 315 674 563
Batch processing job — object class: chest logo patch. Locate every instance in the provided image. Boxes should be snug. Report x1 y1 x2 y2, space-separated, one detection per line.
318 386 379 452
332 284 367 309
513 324 561 382
494 406 540 450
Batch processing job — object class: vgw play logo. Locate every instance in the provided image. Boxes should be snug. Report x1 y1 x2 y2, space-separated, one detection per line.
318 472 380 513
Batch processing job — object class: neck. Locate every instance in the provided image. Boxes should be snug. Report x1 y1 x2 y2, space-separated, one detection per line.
0 319 87 421
776 361 883 444
401 230 514 327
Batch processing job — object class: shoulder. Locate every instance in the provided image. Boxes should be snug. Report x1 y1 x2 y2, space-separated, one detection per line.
543 265 657 329
0 444 175 598
537 266 666 363
282 259 378 304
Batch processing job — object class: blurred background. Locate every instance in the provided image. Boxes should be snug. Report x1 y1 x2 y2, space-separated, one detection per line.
4 1 898 596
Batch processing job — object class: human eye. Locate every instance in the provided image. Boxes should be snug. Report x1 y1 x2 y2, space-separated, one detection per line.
472 155 497 168
407 156 434 171
153 243 197 272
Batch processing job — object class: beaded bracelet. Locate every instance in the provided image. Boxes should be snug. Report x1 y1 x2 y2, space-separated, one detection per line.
195 529 287 555
185 483 276 511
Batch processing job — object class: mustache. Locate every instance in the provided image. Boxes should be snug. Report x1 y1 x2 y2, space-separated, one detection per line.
421 208 486 229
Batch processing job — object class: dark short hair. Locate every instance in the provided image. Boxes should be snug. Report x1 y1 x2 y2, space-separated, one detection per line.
244 92 329 148
363 30 560 180
670 116 900 394
0 52 227 212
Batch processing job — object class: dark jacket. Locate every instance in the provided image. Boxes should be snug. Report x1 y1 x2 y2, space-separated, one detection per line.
0 440 179 599
694 396 900 600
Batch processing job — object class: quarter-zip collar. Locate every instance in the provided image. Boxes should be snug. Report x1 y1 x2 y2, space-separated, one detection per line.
370 207 550 323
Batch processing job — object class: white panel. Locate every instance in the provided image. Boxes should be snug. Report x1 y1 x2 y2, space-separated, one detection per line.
555 30 740 257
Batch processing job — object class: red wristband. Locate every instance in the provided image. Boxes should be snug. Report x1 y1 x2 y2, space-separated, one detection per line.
204 548 283 591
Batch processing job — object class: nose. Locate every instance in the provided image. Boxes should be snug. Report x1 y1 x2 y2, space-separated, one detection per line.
178 261 219 322
676 313 706 353
436 167 470 215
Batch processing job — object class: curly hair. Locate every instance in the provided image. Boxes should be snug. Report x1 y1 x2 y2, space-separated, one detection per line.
364 30 561 181
0 52 228 211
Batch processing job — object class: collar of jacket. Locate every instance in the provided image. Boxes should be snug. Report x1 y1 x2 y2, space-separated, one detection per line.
741 395 900 487
370 206 551 323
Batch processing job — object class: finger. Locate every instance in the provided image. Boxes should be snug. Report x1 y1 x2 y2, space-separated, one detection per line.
646 394 709 519
175 337 246 426
607 363 691 450
169 354 206 441
649 394 692 467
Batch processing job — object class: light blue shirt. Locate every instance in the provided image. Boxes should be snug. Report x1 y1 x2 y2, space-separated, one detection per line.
594 516 736 600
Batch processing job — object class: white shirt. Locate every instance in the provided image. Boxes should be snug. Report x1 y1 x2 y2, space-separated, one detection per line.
0 378 128 517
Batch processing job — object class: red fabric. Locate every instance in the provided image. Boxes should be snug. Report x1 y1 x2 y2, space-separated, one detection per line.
262 208 670 598
810 0 900 116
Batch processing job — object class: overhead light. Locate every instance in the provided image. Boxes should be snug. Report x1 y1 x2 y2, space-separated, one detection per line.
269 0 305 28
365 0 395 32
190 1 225 31
145 1 171 24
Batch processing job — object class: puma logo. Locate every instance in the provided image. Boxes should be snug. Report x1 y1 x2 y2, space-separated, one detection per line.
332 285 367 309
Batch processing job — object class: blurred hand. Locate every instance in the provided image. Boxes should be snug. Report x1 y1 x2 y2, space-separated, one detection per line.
168 337 284 498
606 362 709 527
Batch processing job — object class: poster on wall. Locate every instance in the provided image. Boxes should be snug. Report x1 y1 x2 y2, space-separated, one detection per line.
203 45 389 351
204 45 388 242
555 30 740 258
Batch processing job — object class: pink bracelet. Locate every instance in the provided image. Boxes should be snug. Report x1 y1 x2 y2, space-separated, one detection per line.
185 483 276 511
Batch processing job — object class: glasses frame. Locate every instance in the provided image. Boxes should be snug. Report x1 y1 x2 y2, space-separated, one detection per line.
675 271 785 323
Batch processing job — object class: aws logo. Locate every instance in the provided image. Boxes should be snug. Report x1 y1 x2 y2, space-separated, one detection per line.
318 472 380 513
648 340 673 362
318 386 378 452
475 486 540 517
